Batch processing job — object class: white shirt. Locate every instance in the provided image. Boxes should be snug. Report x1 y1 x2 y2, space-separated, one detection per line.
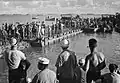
32 69 57 83
4 49 26 70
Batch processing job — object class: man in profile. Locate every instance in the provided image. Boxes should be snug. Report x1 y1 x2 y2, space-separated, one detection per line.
55 39 77 83
32 57 57 83
84 38 106 83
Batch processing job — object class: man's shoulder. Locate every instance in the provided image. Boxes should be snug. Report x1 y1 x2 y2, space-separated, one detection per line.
14 50 25 57
41 69 56 76
97 52 104 57
60 50 74 56
66 50 76 56
15 50 24 54
102 73 120 78
102 73 111 77
48 69 56 75
85 54 91 60
96 52 105 61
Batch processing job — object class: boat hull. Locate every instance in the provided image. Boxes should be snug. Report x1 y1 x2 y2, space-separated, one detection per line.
30 42 42 47
82 28 95 33
23 38 43 47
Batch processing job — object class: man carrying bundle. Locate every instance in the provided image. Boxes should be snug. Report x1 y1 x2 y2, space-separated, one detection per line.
55 39 77 83
84 38 106 83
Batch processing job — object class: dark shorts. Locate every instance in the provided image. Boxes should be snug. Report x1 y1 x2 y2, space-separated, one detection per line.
59 78 75 83
86 71 101 83
9 69 27 83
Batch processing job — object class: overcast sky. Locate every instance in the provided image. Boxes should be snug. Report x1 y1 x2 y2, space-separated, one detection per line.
0 0 120 14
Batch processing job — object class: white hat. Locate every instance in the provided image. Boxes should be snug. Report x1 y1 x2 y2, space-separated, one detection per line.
38 57 50 64
10 38 17 45
61 39 69 48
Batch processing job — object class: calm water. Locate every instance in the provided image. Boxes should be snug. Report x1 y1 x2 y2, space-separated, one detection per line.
0 14 60 26
1 32 120 83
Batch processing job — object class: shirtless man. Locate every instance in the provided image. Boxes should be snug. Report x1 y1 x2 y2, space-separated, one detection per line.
84 38 106 83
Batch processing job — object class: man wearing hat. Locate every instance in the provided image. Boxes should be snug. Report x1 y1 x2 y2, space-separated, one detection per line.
32 57 57 83
55 39 77 83
2 37 27 83
84 38 106 83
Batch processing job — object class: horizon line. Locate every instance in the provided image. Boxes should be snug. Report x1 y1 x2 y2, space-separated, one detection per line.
0 13 116 15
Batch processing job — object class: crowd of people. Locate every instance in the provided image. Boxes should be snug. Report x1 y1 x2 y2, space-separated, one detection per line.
0 14 117 46
69 15 115 33
0 20 64 45
0 37 120 83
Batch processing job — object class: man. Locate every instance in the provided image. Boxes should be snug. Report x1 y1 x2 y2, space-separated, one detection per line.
55 39 77 83
2 38 27 83
0 27 8 45
32 57 57 83
84 38 106 83
96 64 120 83
37 22 41 39
75 58 86 83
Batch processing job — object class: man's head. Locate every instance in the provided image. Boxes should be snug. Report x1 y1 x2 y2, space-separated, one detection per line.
78 58 85 67
10 37 17 46
109 64 118 73
88 38 97 52
37 57 49 70
61 39 69 50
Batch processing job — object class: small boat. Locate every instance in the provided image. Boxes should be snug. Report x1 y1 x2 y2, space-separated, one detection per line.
30 41 42 47
23 38 43 47
82 28 95 33
32 17 39 19
45 16 55 21
30 38 44 47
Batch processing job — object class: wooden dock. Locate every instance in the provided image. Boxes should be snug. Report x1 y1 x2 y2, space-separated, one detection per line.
43 29 83 46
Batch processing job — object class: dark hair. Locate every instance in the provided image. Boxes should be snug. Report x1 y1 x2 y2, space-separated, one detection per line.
109 64 118 73
89 38 97 47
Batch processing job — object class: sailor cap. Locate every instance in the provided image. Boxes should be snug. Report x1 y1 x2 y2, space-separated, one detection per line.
38 57 50 64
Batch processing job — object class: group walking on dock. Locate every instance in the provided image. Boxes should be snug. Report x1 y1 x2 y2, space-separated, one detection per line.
0 13 120 46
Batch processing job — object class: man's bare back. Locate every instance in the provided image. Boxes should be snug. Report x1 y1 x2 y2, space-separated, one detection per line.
86 52 105 72
84 38 106 83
